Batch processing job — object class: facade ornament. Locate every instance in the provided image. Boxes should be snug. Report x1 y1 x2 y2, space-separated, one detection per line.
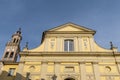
110 41 118 52
23 42 29 51
110 41 113 49
25 42 28 48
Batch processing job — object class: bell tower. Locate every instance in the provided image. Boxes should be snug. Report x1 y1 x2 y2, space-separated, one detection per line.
2 28 22 62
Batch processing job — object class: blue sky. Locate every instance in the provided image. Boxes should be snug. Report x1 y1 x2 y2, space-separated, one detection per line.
0 0 120 58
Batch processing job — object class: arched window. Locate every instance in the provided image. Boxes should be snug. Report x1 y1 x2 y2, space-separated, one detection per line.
64 39 74 52
4 52 9 58
13 38 16 43
9 52 14 58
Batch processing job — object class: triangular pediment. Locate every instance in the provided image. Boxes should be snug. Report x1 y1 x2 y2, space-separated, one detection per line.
47 23 95 32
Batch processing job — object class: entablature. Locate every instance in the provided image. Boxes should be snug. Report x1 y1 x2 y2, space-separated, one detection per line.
20 51 120 57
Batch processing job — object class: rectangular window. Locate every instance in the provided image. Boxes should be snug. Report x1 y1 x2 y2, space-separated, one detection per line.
8 68 15 76
69 40 74 51
64 40 74 52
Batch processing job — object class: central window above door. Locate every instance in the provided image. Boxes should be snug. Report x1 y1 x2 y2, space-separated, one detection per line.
64 39 74 52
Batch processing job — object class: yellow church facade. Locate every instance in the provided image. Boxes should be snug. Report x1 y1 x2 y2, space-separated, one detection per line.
0 23 120 80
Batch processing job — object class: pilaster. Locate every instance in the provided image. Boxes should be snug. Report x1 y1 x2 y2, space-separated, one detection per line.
61 37 64 51
44 37 49 51
56 37 60 51
15 61 25 80
54 62 61 80
79 62 86 80
41 61 48 80
78 37 82 51
92 62 100 80
74 37 78 51
89 36 94 51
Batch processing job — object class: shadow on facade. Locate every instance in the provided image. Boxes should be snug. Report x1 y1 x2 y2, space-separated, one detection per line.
0 71 27 80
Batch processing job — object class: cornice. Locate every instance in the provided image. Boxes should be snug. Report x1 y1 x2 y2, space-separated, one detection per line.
3 62 19 65
45 31 95 35
20 51 120 57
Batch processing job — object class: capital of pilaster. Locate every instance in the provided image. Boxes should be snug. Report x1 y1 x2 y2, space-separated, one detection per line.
92 62 99 64
41 61 48 64
74 36 78 38
78 36 82 38
89 36 93 38
19 61 25 64
116 62 120 64
78 62 86 64
54 61 61 64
